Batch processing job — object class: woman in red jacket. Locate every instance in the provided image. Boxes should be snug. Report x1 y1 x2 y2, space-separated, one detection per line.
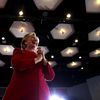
2 32 55 100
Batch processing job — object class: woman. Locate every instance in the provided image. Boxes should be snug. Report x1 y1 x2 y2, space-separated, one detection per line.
2 32 55 100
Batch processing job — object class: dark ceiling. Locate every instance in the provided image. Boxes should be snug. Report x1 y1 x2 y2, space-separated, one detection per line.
0 0 100 87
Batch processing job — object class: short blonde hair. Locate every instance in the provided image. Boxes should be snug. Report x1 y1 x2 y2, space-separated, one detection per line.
21 32 39 49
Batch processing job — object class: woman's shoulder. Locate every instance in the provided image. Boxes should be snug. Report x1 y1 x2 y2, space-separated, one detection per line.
13 48 22 54
13 48 32 54
14 48 21 51
13 48 37 57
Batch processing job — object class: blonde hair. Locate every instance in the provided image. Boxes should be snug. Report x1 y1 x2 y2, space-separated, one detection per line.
21 32 39 49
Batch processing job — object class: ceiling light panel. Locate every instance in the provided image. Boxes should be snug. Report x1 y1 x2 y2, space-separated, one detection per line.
88 27 100 41
61 47 79 57
0 60 5 67
50 23 74 39
67 61 81 68
89 48 100 57
33 0 63 10
9 21 35 38
38 46 49 54
85 0 100 12
0 45 14 55
48 61 57 67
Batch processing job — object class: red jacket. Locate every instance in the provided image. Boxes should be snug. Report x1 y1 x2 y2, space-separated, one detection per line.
2 48 55 100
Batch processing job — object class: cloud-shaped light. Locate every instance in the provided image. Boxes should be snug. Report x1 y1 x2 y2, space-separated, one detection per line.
38 46 49 54
33 0 63 10
48 61 57 67
85 0 100 12
67 61 81 68
0 45 14 55
50 23 74 39
89 48 100 57
88 27 100 41
9 21 35 38
61 47 79 57
0 60 5 67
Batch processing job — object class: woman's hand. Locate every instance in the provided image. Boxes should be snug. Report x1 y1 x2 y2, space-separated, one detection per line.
37 47 43 55
35 48 43 64
37 47 48 65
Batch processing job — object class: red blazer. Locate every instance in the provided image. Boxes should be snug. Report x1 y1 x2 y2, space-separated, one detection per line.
2 48 55 100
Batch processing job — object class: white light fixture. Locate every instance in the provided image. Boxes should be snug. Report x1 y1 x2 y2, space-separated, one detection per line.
51 55 54 59
0 60 5 67
38 46 49 54
1 37 5 40
33 0 63 10
85 0 100 13
81 67 84 70
0 0 7 8
19 10 24 16
49 94 65 100
66 13 72 19
96 0 100 5
48 61 57 67
79 56 82 59
10 66 13 69
67 61 81 68
51 23 74 39
74 39 79 43
61 47 79 57
89 48 100 57
0 45 14 55
9 21 35 38
88 27 100 41
96 30 100 36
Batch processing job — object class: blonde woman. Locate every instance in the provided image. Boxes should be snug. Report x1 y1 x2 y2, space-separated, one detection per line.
3 32 55 100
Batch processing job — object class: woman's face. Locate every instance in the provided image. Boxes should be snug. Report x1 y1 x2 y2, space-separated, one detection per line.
25 36 39 50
